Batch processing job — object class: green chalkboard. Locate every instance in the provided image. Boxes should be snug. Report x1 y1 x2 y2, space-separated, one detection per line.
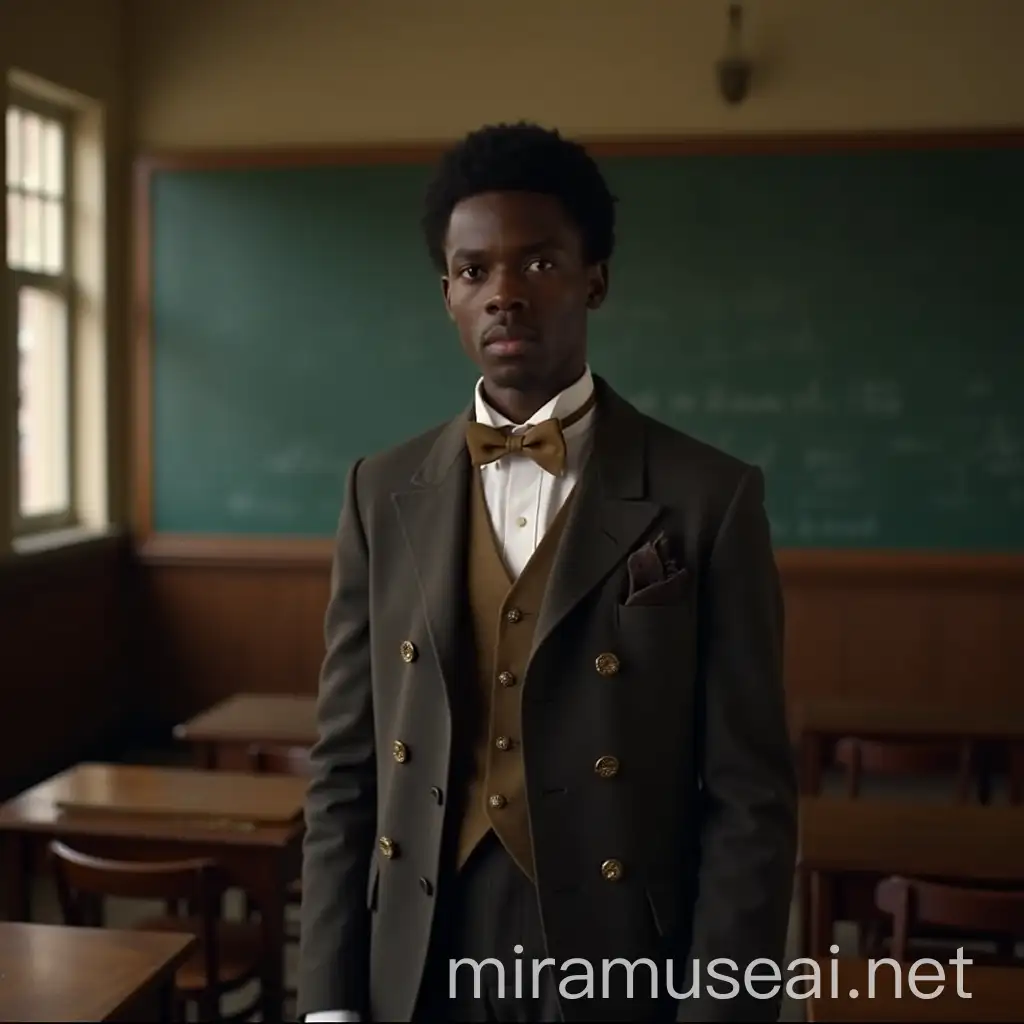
147 144 1024 548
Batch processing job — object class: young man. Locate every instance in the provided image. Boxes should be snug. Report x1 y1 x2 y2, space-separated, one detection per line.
299 122 797 1023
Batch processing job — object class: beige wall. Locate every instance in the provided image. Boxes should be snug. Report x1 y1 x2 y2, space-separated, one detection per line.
1 0 130 532
130 0 1024 149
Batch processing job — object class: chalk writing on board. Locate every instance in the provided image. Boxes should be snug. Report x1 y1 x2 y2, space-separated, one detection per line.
791 379 835 415
890 436 935 455
848 379 903 417
226 491 299 521
803 447 855 471
706 387 785 414
980 419 1023 478
627 392 661 414
265 444 347 477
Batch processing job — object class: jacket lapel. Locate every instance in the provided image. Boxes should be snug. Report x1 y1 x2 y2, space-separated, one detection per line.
532 377 662 656
391 409 472 714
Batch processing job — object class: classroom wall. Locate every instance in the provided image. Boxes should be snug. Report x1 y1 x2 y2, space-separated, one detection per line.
130 0 1024 146
125 0 1024 722
0 0 136 793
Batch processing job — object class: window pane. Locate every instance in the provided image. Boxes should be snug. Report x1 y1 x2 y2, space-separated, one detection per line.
7 190 23 266
18 286 70 517
42 119 64 197
42 198 63 273
6 107 20 187
21 112 42 190
20 193 42 270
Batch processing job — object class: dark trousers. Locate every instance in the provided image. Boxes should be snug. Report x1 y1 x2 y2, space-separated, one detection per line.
415 831 562 1022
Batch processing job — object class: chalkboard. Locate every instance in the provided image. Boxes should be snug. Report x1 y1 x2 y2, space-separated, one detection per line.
146 144 1024 548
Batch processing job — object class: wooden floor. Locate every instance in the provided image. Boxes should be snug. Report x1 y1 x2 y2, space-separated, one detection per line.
23 747 1017 1022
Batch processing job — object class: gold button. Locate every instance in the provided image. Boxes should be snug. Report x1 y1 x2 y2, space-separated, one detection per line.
498 671 516 687
506 607 522 623
379 836 397 859
516 516 528 527
400 640 417 663
488 794 507 809
393 740 408 763
594 755 620 779
495 736 512 751
601 858 624 881
595 652 620 676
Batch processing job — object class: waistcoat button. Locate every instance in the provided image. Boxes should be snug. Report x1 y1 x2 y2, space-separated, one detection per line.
378 836 397 859
495 736 512 751
595 652 620 676
497 671 516 687
488 793 507 809
400 640 417 663
392 740 408 763
506 607 522 623
594 755 620 778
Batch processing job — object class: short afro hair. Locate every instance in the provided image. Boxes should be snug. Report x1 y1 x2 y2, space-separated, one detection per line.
421 121 617 273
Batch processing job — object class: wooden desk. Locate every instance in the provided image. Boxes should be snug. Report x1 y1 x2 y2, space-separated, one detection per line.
173 694 317 769
799 798 1024 956
806 957 1024 1022
793 699 1024 795
0 921 194 1022
0 763 306 1021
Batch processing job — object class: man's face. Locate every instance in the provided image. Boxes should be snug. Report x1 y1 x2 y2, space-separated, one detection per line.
441 191 607 398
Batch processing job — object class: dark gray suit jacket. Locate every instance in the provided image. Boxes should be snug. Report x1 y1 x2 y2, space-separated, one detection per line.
299 376 797 1022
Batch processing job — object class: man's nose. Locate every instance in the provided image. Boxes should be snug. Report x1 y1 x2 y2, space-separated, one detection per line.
485 268 529 315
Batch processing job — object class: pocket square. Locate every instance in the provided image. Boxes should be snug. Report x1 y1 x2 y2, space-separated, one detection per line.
625 532 686 606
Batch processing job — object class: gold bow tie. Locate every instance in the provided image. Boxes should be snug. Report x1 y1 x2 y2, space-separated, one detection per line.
466 418 568 476
465 390 597 476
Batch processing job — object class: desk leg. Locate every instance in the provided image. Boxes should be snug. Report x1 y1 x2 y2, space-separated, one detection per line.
253 874 287 1020
809 870 836 958
800 735 824 795
1 834 32 920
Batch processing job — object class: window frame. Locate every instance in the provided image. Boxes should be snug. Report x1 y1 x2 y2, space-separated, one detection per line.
6 87 78 537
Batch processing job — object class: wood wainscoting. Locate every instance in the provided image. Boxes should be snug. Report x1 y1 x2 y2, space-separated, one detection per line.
0 534 143 799
138 536 1024 725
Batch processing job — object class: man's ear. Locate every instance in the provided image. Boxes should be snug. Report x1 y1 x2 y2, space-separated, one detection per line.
586 262 609 310
441 276 454 320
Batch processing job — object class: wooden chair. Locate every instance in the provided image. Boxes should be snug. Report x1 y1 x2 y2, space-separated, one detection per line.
830 737 981 956
49 839 263 1022
833 737 979 801
875 875 1024 965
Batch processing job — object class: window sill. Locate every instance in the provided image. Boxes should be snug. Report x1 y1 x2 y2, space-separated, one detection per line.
9 525 125 561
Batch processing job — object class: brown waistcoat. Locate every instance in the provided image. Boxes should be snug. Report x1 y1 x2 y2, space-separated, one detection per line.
454 468 576 880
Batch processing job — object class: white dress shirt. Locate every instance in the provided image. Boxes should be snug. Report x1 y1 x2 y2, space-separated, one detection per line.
305 367 596 1023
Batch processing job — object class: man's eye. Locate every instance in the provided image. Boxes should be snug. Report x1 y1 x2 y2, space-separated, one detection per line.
526 258 553 272
460 266 483 281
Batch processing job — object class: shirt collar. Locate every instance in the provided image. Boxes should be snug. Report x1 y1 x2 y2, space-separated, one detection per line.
473 365 595 432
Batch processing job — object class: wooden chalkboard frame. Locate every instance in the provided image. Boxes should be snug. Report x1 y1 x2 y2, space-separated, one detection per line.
131 128 1024 578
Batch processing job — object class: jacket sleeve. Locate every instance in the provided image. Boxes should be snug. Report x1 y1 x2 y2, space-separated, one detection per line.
298 459 377 1019
677 465 798 1022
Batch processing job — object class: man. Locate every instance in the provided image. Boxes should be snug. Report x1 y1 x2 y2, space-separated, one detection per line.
299 122 797 1023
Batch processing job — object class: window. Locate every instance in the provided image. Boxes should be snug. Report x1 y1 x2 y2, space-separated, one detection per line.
6 93 76 532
